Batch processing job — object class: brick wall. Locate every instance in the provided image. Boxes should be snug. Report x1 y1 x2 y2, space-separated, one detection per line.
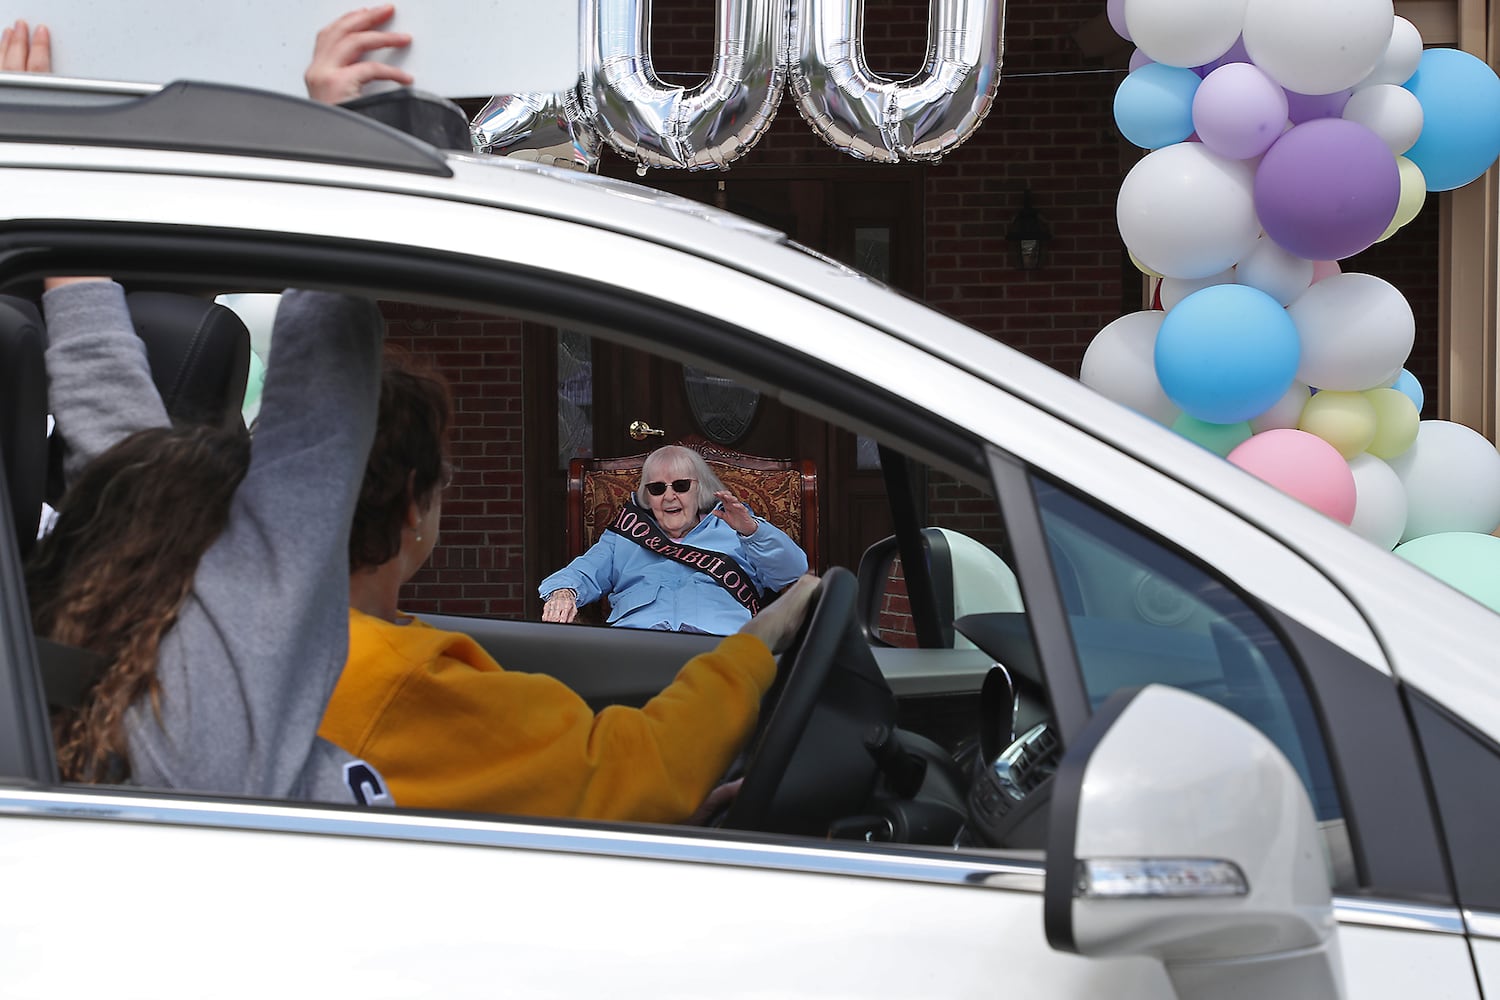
381 302 528 617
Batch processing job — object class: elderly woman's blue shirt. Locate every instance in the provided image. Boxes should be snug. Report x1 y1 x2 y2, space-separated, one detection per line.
539 506 808 633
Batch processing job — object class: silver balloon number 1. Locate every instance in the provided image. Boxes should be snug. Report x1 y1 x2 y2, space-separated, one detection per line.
472 0 1004 170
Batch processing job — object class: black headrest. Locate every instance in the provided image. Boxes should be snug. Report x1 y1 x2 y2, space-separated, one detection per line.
340 87 473 152
44 291 255 507
0 295 48 558
126 292 252 429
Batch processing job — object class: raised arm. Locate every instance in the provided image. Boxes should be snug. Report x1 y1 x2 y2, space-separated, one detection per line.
126 291 387 802
42 280 170 483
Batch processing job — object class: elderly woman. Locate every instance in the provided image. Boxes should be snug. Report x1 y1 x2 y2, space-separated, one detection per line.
540 444 809 633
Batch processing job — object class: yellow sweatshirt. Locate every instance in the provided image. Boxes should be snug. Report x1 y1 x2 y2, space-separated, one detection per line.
318 609 775 823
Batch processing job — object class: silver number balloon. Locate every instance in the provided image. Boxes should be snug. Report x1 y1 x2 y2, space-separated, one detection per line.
580 0 787 170
790 0 1005 162
470 87 603 172
473 0 1005 170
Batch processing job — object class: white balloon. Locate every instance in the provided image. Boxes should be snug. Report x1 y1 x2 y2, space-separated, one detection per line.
1358 15 1423 88
1080 310 1180 424
1288 272 1415 391
1159 267 1234 311
1235 235 1314 305
1117 143 1260 279
1347 453 1408 549
1387 420 1500 541
1124 0 1247 69
1242 0 1394 95
1250 381 1311 432
1342 84 1423 155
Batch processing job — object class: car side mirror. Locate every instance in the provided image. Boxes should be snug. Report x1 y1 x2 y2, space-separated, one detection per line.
855 527 1023 647
1044 685 1343 999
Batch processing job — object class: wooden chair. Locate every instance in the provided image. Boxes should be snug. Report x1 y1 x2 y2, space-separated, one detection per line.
566 435 820 573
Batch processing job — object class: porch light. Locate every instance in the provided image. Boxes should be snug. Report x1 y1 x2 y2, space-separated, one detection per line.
1008 189 1050 272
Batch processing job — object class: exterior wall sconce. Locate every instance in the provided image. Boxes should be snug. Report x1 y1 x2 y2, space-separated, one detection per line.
1007 188 1050 271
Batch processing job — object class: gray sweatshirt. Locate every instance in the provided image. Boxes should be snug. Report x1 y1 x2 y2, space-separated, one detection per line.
43 281 390 806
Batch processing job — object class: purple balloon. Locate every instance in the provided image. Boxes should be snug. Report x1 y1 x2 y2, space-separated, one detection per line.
1193 63 1288 159
1285 87 1352 124
1255 119 1401 262
1196 36 1250 78
1107 0 1130 41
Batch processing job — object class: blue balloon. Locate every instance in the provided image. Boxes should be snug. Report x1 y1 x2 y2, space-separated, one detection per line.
1404 48 1500 192
1392 368 1425 414
1113 63 1200 150
1154 284 1300 424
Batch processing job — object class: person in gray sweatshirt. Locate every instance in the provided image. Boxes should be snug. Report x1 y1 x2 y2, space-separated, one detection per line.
27 278 394 806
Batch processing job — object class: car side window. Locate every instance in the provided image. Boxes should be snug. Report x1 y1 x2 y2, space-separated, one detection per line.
1033 479 1344 826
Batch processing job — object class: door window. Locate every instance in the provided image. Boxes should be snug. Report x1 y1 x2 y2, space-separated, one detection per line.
1033 479 1343 825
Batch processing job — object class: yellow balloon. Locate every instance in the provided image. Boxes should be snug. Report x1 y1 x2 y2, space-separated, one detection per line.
1365 387 1420 459
1129 250 1163 280
1377 157 1428 242
1299 390 1377 459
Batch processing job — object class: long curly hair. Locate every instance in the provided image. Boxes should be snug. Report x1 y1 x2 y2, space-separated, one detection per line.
26 422 251 782
348 349 452 572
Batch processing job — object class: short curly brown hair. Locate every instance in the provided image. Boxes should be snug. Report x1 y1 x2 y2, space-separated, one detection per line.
348 348 452 572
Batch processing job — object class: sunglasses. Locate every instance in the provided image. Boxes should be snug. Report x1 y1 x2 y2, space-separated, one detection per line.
644 478 694 496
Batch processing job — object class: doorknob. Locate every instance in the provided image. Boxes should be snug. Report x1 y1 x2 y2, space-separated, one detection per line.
629 420 665 441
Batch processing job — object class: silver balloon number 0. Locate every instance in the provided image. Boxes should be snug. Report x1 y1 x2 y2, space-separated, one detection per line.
473 0 1005 170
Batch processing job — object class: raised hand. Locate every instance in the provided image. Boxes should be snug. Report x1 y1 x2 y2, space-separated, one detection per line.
1 19 51 73
711 489 758 535
304 5 413 105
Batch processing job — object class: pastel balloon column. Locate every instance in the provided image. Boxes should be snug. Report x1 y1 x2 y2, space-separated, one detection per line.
1083 0 1500 612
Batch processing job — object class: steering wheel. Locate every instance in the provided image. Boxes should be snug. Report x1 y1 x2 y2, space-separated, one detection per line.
724 566 895 834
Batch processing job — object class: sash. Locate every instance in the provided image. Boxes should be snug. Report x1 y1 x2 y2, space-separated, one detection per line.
607 501 763 615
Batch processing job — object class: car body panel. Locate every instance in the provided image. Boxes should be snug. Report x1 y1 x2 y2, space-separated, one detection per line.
0 93 1495 998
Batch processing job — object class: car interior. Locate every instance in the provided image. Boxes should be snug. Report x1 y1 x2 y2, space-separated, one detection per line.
0 246 1357 890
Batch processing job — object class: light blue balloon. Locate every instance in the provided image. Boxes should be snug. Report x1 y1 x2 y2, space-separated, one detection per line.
1392 368 1424 415
1113 63 1201 150
1154 284 1300 424
1394 531 1500 613
1404 48 1500 192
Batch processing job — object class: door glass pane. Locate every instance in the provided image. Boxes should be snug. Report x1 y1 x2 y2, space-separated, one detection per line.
1033 480 1343 825
682 364 760 445
557 328 593 469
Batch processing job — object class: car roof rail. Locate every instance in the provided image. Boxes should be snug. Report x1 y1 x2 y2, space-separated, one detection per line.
0 72 453 177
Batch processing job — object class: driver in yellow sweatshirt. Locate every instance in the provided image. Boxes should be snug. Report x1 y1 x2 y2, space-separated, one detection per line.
319 608 809 823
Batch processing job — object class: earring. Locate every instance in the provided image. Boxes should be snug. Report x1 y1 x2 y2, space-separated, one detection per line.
414 530 423 543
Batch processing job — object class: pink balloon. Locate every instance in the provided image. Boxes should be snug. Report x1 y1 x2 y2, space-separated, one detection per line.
1311 259 1341 284
1228 429 1357 524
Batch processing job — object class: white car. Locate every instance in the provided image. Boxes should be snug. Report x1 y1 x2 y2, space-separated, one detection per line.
0 74 1497 1000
